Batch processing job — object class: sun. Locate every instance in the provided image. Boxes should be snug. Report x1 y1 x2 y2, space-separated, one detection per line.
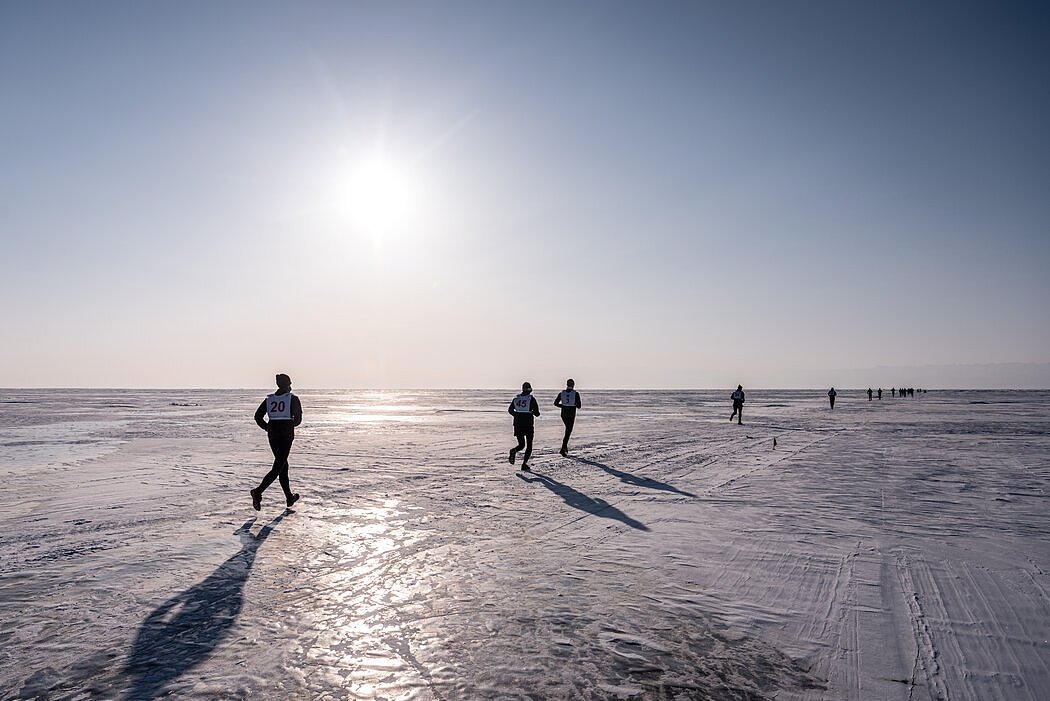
346 156 418 237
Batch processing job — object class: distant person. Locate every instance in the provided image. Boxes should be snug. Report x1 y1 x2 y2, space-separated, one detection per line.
877 388 882 400
891 388 896 398
730 385 745 425
828 387 837 410
867 388 873 401
251 373 303 511
553 378 582 456
508 381 540 471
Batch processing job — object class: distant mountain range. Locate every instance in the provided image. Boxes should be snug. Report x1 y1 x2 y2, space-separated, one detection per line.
831 362 1050 390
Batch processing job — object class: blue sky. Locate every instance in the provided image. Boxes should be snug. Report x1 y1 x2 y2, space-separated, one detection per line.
2 1 1048 387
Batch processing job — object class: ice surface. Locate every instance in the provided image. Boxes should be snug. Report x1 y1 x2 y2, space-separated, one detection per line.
1 389 1048 699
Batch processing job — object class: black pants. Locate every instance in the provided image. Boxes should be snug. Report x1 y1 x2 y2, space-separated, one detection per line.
829 396 836 409
512 426 534 464
560 410 576 451
730 402 743 424
258 431 294 499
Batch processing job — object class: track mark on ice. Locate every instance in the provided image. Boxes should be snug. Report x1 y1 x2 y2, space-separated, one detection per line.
703 430 838 496
894 550 951 701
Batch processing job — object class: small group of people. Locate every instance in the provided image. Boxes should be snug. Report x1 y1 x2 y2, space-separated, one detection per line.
507 379 582 472
729 385 838 423
248 374 930 511
731 385 845 420
248 374 585 510
866 387 926 400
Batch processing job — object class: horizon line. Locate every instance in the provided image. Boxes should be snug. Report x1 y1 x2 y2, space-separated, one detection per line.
3 386 1047 392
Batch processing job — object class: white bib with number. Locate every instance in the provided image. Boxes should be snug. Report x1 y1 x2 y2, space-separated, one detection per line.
266 393 293 420
559 390 577 406
513 395 532 413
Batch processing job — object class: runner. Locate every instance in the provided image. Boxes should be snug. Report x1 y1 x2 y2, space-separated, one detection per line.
730 385 745 425
828 387 837 410
508 381 540 471
250 373 303 510
553 379 582 456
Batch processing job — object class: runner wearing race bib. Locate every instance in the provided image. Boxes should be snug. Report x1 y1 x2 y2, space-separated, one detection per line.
251 373 304 510
553 379 582 456
730 385 745 425
508 381 540 471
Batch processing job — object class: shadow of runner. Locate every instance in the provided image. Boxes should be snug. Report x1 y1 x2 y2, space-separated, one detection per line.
573 457 697 498
517 471 649 531
119 513 287 700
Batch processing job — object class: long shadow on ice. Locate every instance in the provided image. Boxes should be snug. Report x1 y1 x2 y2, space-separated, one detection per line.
119 513 286 700
573 457 697 498
517 471 649 531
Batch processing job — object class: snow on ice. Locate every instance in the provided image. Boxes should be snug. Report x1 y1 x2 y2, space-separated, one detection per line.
1 389 1048 699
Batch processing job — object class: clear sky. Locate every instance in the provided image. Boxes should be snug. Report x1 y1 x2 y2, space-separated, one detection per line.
2 1 1048 388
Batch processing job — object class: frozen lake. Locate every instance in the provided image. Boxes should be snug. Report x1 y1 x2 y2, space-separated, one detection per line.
1 389 1048 700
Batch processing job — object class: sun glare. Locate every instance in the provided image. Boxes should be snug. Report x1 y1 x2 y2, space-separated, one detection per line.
346 156 418 237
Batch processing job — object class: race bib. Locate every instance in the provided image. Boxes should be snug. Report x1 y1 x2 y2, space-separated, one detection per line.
266 393 293 420
513 395 532 413
559 390 576 406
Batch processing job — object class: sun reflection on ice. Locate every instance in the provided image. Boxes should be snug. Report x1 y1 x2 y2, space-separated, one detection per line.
316 411 424 426
295 499 443 698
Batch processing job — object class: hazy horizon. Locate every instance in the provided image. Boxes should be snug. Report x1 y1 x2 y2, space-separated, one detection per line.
3 2 1048 389
5 367 1050 392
